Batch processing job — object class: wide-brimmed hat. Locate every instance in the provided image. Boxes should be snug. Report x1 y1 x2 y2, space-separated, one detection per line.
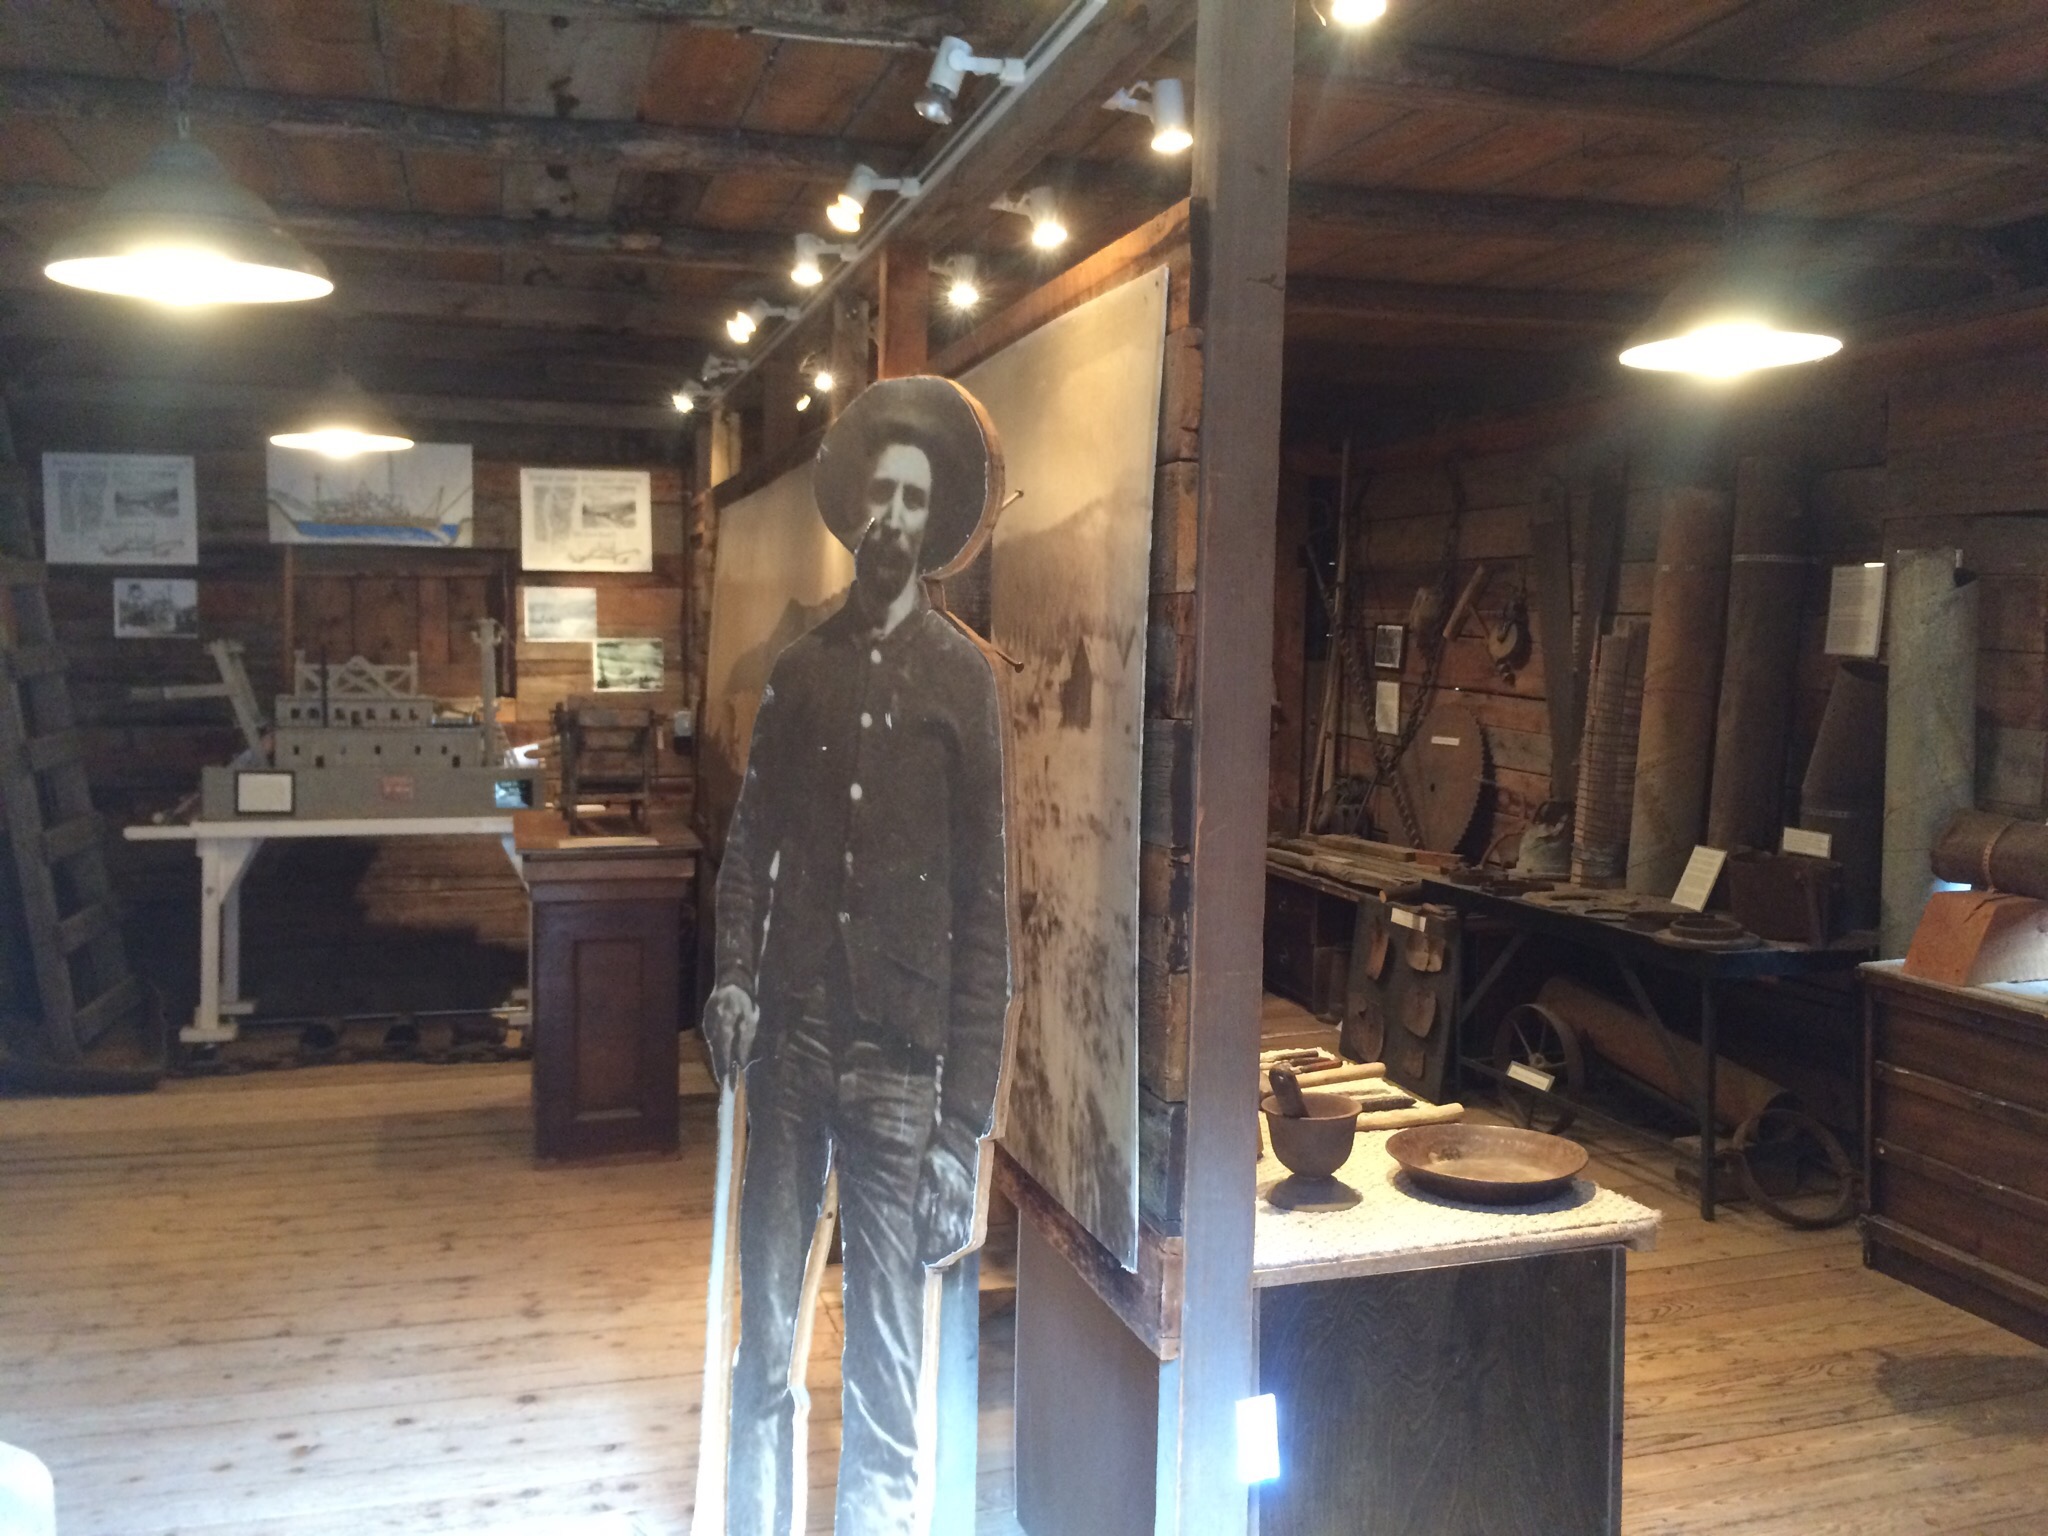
812 375 1004 580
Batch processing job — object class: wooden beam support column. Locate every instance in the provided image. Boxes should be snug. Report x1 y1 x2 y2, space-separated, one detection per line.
877 241 931 380
1163 1 1291 1532
826 293 871 418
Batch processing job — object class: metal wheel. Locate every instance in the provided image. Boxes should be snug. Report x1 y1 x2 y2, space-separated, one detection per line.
1733 1106 1858 1230
1490 1002 1584 1134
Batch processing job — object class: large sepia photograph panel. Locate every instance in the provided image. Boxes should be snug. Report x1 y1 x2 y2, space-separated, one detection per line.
969 267 1167 1269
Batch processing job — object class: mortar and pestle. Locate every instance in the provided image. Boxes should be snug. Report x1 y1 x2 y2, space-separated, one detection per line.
1261 1066 1362 1180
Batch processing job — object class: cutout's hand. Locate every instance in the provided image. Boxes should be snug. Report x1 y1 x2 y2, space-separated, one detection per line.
914 1127 980 1267
701 983 759 1089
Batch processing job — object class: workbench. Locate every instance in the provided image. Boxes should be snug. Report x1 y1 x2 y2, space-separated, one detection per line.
124 817 518 1044
1252 1125 1660 1536
1421 878 1871 1219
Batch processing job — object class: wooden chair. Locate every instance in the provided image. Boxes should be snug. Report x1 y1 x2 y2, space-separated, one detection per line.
552 698 658 835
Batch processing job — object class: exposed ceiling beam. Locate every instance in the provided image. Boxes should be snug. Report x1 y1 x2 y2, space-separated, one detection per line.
1 69 901 181
0 184 787 270
450 0 974 48
1301 41 2048 163
1286 275 1644 330
1291 181 2003 271
5 375 687 431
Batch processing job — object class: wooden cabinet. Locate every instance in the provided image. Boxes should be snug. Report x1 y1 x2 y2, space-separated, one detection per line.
1862 961 2048 1347
524 842 696 1162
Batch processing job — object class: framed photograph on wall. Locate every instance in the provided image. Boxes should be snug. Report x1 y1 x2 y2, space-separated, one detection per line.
113 578 199 639
592 637 663 693
43 453 198 565
1373 623 1405 670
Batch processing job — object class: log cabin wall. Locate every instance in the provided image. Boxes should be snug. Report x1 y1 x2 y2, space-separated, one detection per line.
6 400 692 1022
1276 322 2048 859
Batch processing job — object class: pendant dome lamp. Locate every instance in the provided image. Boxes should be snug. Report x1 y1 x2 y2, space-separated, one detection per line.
1618 169 1841 381
269 372 414 459
43 5 331 307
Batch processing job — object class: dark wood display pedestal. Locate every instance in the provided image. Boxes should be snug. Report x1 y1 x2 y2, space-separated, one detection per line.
519 821 698 1163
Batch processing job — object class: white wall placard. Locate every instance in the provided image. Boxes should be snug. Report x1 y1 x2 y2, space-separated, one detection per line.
1670 845 1730 912
267 444 474 546
1781 826 1834 859
42 453 197 565
1375 679 1402 736
1824 562 1887 657
522 585 598 641
521 467 652 572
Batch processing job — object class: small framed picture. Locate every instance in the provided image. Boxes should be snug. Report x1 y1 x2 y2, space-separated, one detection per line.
234 770 295 816
1374 678 1402 737
1373 624 1405 670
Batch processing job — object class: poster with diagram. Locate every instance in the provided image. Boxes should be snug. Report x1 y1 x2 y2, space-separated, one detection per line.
42 453 198 565
266 444 474 546
520 468 653 572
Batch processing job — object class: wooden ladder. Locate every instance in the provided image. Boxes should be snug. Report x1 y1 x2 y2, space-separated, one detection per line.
0 453 143 1064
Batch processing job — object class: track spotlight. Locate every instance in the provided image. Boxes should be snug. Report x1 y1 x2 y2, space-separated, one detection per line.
700 354 746 384
727 299 799 345
1329 0 1389 25
936 254 981 310
671 387 699 414
795 393 813 413
1105 79 1191 155
791 232 854 288
992 187 1067 250
804 361 837 394
914 35 1028 126
827 163 922 235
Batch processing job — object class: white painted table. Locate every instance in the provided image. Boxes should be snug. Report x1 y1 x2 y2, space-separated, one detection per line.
124 817 518 1044
1254 1121 1661 1286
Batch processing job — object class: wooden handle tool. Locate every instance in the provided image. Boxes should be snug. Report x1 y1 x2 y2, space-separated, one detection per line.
1355 1101 1465 1132
1296 1061 1389 1088
1267 1066 1310 1118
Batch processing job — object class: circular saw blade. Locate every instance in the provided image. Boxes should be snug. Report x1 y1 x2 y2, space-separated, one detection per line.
1385 701 1487 854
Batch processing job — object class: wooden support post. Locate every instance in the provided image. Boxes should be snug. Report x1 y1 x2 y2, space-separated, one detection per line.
828 292 870 416
1163 2 1292 1533
877 241 930 380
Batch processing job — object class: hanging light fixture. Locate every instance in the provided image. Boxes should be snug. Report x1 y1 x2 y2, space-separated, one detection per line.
269 373 413 458
671 388 700 415
44 5 331 308
1328 0 1389 26
992 187 1066 250
1104 79 1192 155
726 300 800 346
1618 170 1842 381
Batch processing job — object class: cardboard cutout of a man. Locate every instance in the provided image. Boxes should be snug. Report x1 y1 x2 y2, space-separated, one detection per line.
703 377 1011 1536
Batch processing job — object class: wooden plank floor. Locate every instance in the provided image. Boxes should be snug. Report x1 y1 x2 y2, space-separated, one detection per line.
5 1040 2046 1534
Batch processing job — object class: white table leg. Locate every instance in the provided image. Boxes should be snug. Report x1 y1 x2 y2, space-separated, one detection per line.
187 837 259 1045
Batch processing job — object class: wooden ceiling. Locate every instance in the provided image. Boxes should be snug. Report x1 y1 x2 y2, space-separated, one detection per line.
3 0 2047 450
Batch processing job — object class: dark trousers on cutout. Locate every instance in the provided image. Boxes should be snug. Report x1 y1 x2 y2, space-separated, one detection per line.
725 970 939 1536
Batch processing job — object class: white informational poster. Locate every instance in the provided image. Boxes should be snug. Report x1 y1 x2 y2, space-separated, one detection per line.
42 453 197 565
113 577 199 639
520 467 653 572
267 444 474 547
1375 678 1402 736
593 637 662 692
522 585 598 641
1824 562 1887 657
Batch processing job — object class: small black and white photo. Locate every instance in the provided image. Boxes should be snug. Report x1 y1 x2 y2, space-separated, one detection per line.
522 585 598 642
578 489 640 531
592 636 663 692
113 577 200 639
1374 622 1405 670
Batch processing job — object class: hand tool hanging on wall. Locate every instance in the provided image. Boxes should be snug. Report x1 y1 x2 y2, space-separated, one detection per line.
1528 478 1583 807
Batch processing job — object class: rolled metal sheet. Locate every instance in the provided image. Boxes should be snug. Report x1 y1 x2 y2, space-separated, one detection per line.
1932 808 2048 900
1882 549 1978 957
1799 658 1887 931
1707 457 1808 851
1573 618 1648 885
1628 486 1735 897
